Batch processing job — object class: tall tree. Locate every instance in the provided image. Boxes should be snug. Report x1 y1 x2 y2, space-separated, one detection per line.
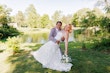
10 16 15 23
93 7 104 17
0 5 12 25
72 8 91 26
72 8 103 27
25 4 39 28
40 14 50 28
81 11 97 27
15 11 25 27
51 10 62 25
95 0 110 13
61 14 72 26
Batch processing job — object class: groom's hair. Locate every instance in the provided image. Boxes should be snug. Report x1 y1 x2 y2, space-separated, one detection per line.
56 21 62 25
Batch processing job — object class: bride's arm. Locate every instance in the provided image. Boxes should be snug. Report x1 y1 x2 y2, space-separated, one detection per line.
64 31 69 55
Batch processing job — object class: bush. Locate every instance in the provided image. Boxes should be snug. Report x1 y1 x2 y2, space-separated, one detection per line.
0 33 3 39
0 24 20 39
6 37 21 54
91 38 110 52
74 28 86 38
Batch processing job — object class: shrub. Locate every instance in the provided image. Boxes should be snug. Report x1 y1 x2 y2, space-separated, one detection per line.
6 37 21 54
0 33 3 39
0 24 20 39
91 38 110 52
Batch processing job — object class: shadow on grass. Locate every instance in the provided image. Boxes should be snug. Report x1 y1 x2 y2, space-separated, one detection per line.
6 42 110 73
6 44 68 73
27 44 42 51
7 51 67 73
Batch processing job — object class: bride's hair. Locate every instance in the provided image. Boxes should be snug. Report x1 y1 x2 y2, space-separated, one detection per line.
64 24 72 33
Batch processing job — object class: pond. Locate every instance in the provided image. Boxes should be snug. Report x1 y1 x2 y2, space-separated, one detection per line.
20 30 75 44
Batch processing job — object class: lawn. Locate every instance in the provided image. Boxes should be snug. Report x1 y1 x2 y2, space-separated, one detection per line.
0 42 110 73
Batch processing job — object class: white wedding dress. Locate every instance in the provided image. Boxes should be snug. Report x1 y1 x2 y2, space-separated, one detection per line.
31 31 72 72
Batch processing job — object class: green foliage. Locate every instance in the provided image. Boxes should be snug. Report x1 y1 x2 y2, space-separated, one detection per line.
0 5 19 39
72 8 104 27
0 5 12 25
0 24 20 39
51 10 62 24
6 37 21 53
72 8 109 52
25 4 40 28
81 11 98 27
91 38 110 52
100 16 110 33
0 15 9 24
40 14 50 28
72 8 91 26
96 0 110 13
104 5 110 13
0 33 3 39
74 29 85 38
72 14 79 26
15 11 25 27
61 14 72 25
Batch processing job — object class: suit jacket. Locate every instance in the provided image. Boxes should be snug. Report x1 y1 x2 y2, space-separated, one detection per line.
49 27 58 43
49 27 63 54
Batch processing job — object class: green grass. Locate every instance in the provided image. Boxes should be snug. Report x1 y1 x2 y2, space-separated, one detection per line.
1 42 110 73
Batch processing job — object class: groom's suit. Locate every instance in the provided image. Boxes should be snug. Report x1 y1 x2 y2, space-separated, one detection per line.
49 27 63 54
49 27 57 43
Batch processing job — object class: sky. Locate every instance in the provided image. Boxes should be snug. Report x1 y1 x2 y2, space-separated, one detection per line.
0 0 97 17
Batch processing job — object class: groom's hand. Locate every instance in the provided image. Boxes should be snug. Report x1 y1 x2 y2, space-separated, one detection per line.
56 40 60 44
61 37 65 41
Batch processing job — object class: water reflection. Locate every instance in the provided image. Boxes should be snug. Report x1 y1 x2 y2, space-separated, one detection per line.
26 37 32 43
21 32 49 44
21 30 75 44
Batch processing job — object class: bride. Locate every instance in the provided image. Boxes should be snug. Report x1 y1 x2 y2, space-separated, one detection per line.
31 24 73 72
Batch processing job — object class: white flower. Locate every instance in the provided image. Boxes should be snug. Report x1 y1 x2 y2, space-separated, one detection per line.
61 55 72 63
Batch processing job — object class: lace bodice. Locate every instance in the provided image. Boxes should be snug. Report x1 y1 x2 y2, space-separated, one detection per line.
54 31 63 41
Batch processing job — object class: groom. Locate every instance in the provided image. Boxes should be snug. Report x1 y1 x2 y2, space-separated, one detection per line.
49 21 65 54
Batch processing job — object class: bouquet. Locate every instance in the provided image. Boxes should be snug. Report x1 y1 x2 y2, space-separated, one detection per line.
61 54 72 63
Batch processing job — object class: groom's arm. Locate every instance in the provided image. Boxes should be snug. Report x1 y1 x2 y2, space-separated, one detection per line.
49 28 57 43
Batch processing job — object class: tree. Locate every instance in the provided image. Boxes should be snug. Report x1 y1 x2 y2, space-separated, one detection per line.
72 8 91 26
0 5 20 39
51 10 62 25
61 14 72 26
93 7 104 18
81 11 97 27
0 5 12 25
95 0 110 13
10 16 15 23
15 11 25 27
99 16 110 33
25 4 40 28
72 8 103 27
40 14 50 28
